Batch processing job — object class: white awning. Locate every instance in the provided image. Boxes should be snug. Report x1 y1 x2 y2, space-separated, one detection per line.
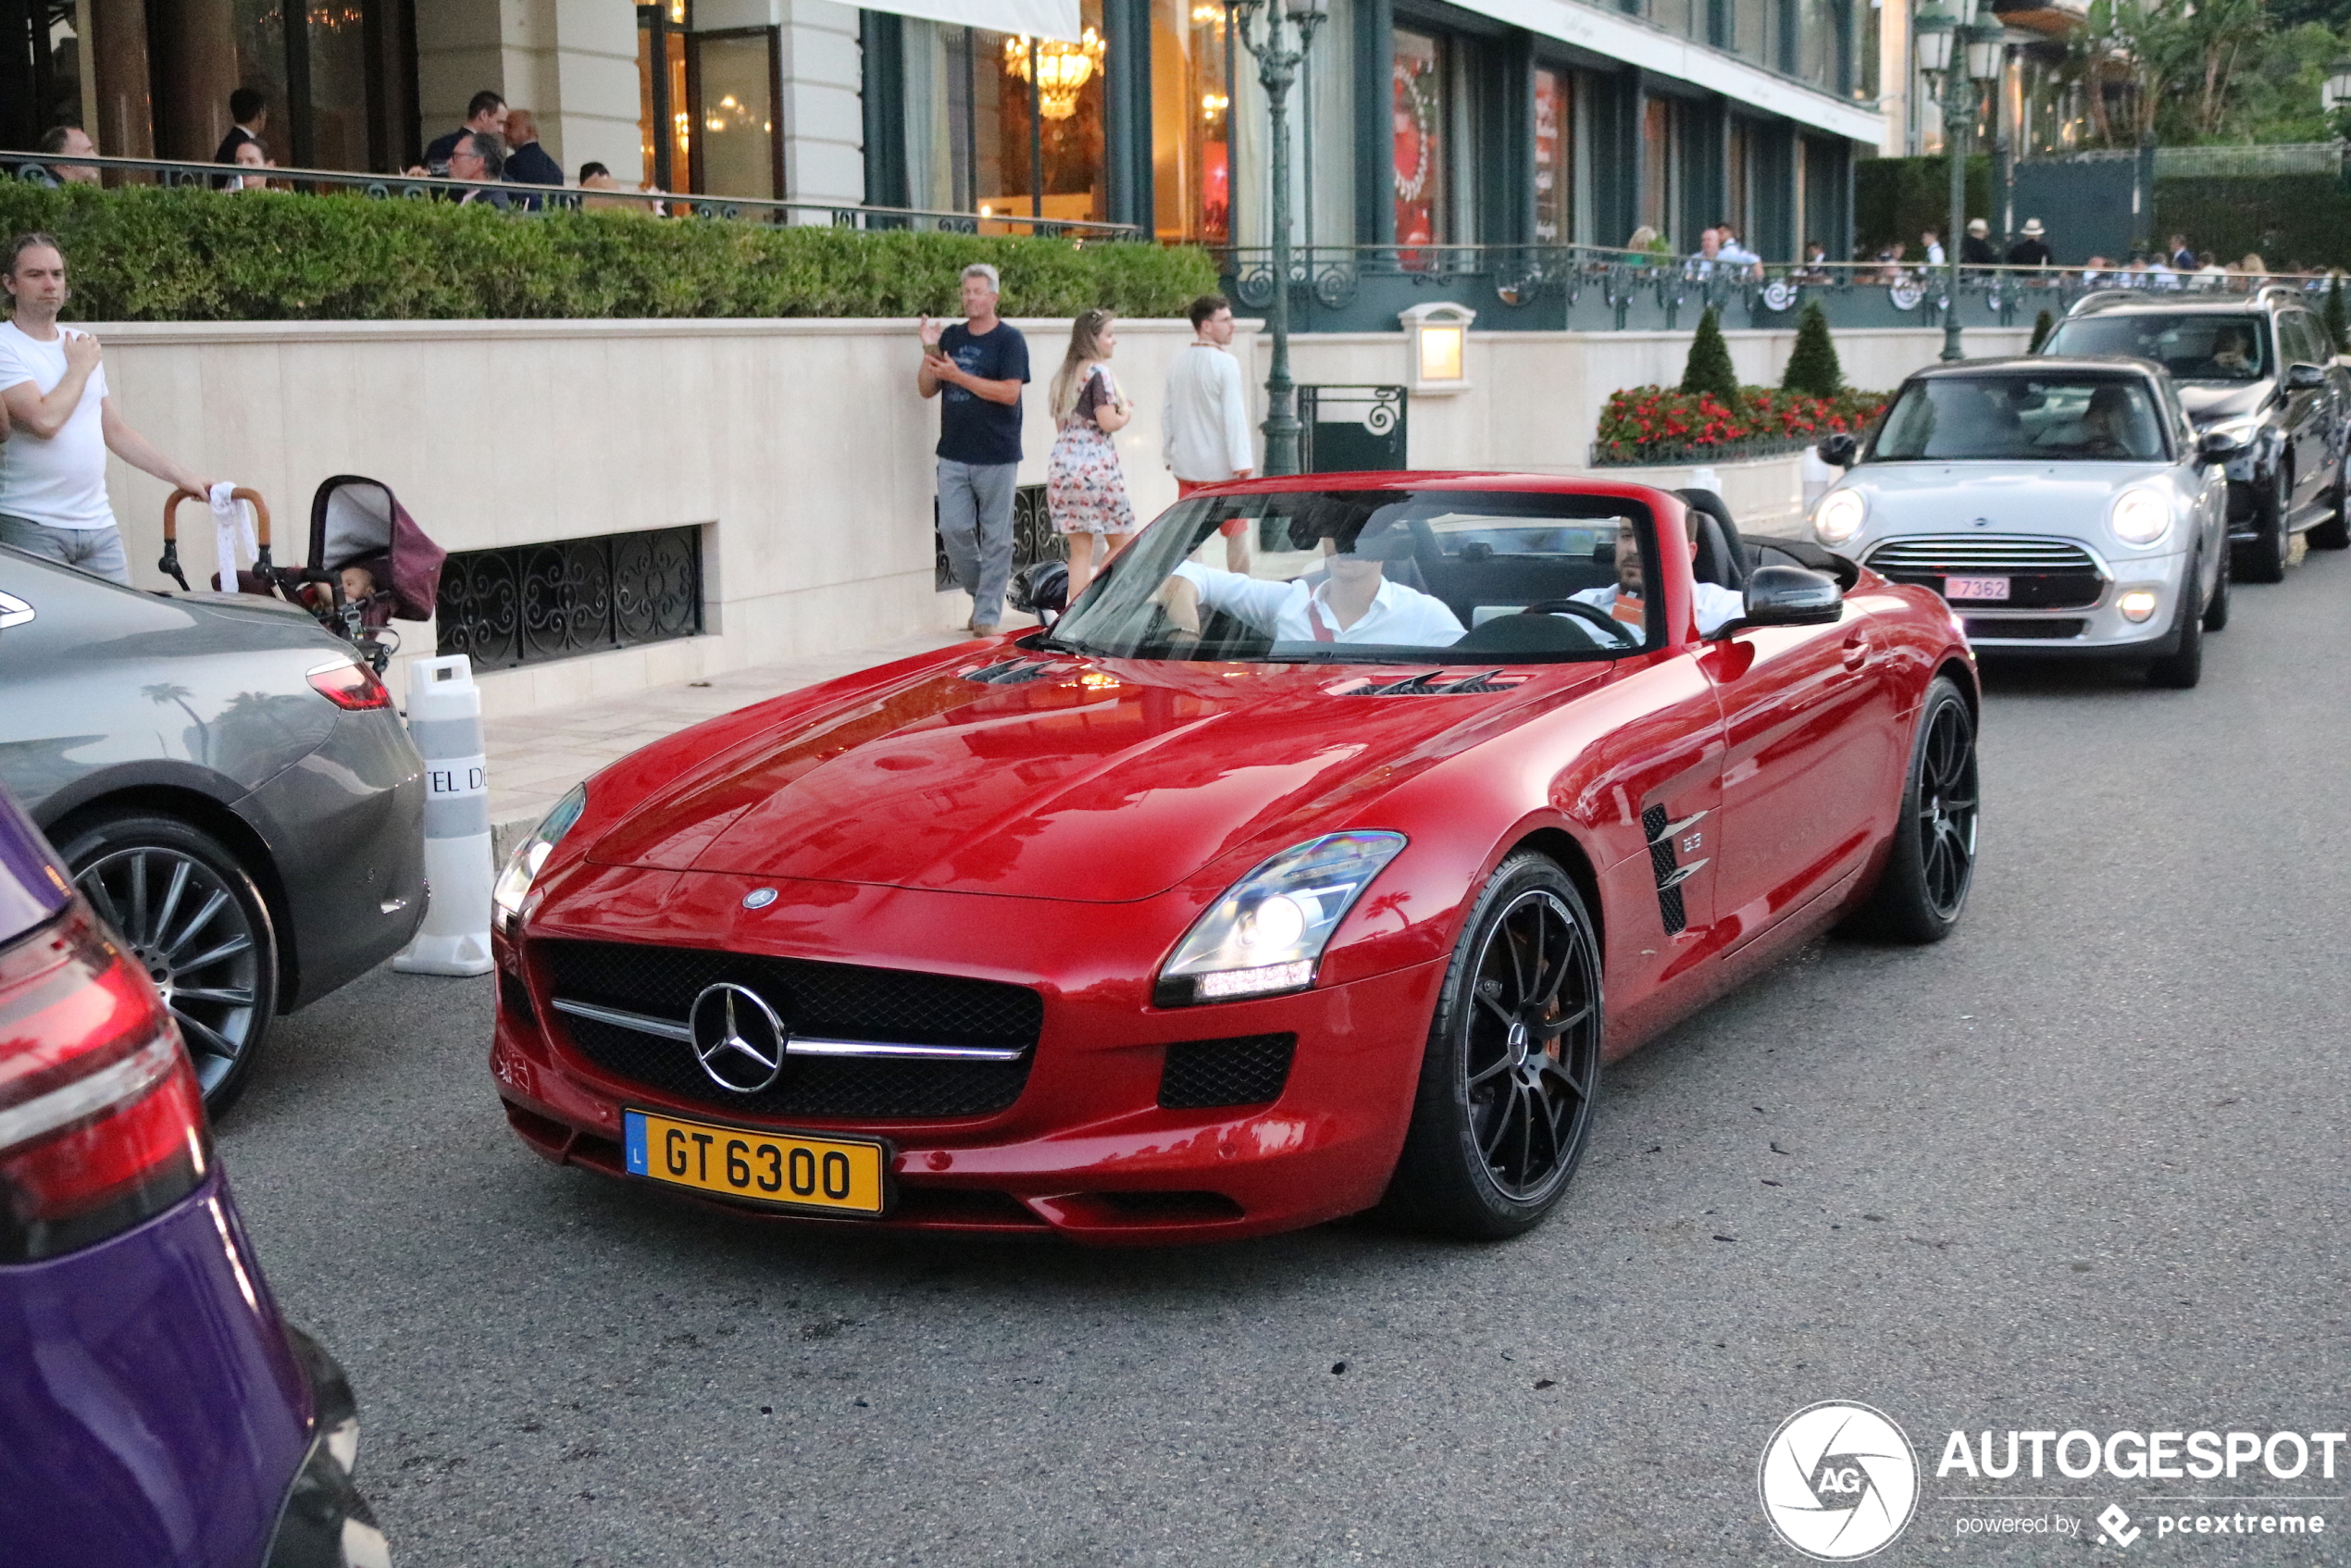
1451 0 1885 143
859 0 1082 44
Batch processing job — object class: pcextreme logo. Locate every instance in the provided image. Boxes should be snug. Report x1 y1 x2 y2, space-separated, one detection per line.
1759 1401 1922 1561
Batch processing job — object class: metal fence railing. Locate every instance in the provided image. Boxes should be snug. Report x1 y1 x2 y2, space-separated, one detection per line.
0 150 1146 242
2153 143 2347 180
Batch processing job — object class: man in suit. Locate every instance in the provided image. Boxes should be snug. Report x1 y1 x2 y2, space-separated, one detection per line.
212 88 267 164
423 92 507 170
501 109 565 189
1960 218 1998 268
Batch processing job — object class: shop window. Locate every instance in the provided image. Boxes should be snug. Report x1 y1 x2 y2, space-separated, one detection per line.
141 0 406 171
1533 65 1572 245
692 31 780 199
1734 0 1770 67
1639 95 1677 246
6 2 84 149
1796 0 1837 92
637 5 692 193
1150 0 1233 243
985 6 1111 225
1393 28 1449 249
1725 118 1750 247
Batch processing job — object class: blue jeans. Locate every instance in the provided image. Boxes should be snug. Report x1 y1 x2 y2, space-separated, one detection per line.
0 515 132 586
936 458 1018 628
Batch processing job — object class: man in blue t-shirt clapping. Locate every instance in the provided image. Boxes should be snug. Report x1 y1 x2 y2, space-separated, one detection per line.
919 264 1030 635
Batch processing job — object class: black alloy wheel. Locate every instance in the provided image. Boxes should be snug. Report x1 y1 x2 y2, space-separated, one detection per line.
57 813 279 1116
1853 676 1979 943
2237 482 2289 583
1385 853 1602 1239
2201 548 2233 632
2148 562 2206 690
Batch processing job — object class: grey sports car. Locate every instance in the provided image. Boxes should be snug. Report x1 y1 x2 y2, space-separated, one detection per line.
1810 356 2237 689
0 547 427 1112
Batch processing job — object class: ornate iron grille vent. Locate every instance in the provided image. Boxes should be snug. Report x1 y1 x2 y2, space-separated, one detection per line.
437 526 703 672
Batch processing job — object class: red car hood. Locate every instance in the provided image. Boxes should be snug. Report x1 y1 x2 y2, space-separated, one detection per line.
586 655 1606 902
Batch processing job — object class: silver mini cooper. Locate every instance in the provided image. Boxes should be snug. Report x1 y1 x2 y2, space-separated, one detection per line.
1810 356 2236 688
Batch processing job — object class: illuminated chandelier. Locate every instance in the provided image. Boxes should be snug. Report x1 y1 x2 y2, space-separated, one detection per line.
1003 28 1107 120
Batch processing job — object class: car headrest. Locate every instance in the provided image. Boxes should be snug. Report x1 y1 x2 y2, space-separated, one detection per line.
1676 489 1750 591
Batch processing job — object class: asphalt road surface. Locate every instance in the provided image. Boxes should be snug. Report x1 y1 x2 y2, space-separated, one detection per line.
221 554 2351 1567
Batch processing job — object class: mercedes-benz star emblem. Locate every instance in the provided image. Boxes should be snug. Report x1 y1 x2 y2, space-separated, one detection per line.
742 887 778 910
688 982 789 1094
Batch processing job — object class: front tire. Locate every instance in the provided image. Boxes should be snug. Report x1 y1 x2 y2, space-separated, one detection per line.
2147 566 2205 690
55 812 280 1117
1853 677 1979 943
1384 854 1602 1240
2201 548 2232 631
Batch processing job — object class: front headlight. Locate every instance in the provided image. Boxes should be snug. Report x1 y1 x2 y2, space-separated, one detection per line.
2202 414 2262 445
2109 487 2171 546
1813 488 1866 546
1155 831 1406 1006
492 783 587 934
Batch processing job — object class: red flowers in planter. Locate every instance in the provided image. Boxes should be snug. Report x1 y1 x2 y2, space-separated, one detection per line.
1595 385 1887 464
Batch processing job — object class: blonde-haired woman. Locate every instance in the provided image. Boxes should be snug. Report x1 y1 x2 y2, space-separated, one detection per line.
1046 308 1137 599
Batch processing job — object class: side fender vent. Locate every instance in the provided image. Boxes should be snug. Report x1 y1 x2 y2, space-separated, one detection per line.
1642 803 1708 938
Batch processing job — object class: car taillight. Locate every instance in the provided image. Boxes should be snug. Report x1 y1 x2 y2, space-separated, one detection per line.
0 902 208 1263
306 658 392 711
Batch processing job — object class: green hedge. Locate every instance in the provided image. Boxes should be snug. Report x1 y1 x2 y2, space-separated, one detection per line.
0 182 1219 321
1854 155 1995 256
2154 174 2351 268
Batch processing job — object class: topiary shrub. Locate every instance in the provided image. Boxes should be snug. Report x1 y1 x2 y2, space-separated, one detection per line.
1781 299 1844 396
0 181 1219 322
1680 305 1739 403
2027 308 2056 355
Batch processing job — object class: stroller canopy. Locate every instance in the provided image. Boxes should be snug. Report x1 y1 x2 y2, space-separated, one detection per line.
312 475 445 623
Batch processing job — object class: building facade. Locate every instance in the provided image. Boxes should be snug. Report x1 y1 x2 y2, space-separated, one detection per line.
7 0 1885 265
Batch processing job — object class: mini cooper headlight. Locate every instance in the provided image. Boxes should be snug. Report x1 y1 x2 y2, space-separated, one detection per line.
492 783 586 934
1813 488 1866 547
1155 831 1407 1006
2109 487 2171 546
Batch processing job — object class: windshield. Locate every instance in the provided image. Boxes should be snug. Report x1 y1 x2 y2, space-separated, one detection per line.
1044 489 1660 664
1869 376 2170 463
2043 314 2270 382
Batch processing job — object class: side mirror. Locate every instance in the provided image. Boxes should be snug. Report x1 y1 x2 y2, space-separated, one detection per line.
2285 362 2327 391
2196 429 2245 466
1817 432 1859 468
1723 566 1842 633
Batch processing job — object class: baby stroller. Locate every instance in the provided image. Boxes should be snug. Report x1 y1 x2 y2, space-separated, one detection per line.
160 476 445 675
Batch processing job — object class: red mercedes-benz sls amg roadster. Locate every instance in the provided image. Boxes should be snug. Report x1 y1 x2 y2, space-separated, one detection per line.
489 476 1978 1244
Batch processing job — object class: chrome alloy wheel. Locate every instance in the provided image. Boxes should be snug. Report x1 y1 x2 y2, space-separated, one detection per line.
1459 887 1601 1204
1917 699 1980 920
76 845 264 1096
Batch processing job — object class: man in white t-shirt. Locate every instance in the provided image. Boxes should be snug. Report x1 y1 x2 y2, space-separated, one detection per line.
0 235 212 586
1163 294 1256 571
1571 514 1746 638
1158 514 1465 648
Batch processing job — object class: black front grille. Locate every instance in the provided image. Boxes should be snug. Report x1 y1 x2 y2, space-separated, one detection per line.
1159 1035 1297 1109
535 940 1041 1120
1880 571 2106 610
1964 616 2089 641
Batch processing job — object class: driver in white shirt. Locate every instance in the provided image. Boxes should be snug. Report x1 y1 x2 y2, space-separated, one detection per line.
1571 513 1747 637
1159 513 1466 646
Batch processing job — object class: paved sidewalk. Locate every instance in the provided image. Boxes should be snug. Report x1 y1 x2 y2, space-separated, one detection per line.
482 626 992 854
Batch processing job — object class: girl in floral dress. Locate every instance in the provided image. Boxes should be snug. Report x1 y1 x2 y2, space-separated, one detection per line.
1046 309 1137 599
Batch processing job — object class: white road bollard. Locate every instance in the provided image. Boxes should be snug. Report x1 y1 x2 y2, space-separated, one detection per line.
392 655 495 977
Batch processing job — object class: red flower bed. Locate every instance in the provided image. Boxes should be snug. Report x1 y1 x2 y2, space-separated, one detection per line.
1594 385 1888 463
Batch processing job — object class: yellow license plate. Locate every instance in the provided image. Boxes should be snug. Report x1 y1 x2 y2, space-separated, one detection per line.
624 1110 889 1217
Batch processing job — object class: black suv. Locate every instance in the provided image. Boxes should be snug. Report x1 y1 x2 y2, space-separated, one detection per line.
2041 288 2350 580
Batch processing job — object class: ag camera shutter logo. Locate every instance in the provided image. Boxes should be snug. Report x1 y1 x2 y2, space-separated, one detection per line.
1759 1401 1921 1561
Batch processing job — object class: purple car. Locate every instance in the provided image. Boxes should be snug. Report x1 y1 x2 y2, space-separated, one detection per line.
0 787 387 1567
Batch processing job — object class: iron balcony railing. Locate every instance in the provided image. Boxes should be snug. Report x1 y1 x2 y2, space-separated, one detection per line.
0 150 1146 241
1215 244 2332 331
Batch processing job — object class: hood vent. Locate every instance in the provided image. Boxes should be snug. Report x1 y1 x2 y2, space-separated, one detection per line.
1331 669 1530 697
961 657 1068 686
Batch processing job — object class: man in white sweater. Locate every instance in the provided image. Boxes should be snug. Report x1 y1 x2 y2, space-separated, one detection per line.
1163 294 1255 570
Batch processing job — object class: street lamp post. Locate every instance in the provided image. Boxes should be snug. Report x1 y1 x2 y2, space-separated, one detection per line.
1917 5 2002 362
1232 0 1326 477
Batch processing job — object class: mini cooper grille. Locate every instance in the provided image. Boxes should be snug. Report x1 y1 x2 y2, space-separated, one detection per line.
1158 1034 1297 1109
1962 616 2089 641
535 940 1041 1119
1866 537 2104 575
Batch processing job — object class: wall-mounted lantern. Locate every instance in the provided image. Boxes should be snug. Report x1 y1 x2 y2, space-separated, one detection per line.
1399 302 1474 394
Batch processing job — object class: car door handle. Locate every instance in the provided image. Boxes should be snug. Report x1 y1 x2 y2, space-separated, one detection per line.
1840 631 1871 670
